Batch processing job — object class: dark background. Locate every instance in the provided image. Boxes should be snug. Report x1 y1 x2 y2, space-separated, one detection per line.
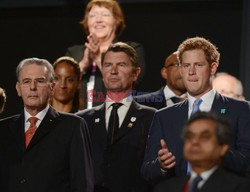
1 0 249 117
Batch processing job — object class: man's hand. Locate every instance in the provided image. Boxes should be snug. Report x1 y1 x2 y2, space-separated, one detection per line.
158 139 176 171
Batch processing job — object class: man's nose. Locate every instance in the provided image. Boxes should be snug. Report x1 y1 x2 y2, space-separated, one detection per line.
30 81 37 90
111 65 118 74
188 65 196 75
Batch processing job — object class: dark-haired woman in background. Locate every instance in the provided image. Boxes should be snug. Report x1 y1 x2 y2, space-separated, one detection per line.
51 56 83 113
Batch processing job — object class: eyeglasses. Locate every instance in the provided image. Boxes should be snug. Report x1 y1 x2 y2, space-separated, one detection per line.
88 12 112 19
19 78 49 87
165 61 179 68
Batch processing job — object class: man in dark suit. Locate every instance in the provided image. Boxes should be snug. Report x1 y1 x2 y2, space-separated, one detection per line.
142 37 250 184
0 58 93 192
76 42 156 192
154 112 250 192
135 51 186 109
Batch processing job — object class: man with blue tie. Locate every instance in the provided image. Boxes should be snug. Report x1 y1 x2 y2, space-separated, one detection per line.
142 37 250 185
153 112 250 192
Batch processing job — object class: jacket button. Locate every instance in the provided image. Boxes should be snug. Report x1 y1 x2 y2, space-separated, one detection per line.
20 179 26 184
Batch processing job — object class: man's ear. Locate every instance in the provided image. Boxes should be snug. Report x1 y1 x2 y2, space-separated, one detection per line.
16 82 21 97
161 67 167 80
220 144 229 157
133 67 141 81
210 62 218 76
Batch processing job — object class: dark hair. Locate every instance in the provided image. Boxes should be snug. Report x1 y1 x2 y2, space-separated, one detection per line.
53 56 81 81
16 58 54 82
101 42 138 68
177 36 220 65
81 0 125 36
52 56 84 110
182 111 232 145
0 87 6 113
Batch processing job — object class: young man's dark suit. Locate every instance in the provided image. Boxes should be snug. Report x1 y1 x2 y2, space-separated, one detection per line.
153 167 250 192
135 87 166 109
142 93 250 181
0 106 93 192
76 100 156 192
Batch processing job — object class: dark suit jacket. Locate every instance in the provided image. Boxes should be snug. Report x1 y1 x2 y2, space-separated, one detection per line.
153 167 250 192
142 93 250 182
135 87 166 109
0 107 93 192
66 42 146 109
76 101 156 192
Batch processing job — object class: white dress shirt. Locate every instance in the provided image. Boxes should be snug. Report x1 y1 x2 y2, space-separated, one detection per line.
24 105 50 132
163 85 186 106
189 166 218 189
163 85 178 106
105 95 133 131
187 89 216 118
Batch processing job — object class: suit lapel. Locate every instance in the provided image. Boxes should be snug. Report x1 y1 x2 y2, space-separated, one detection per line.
200 168 224 192
211 92 229 116
92 104 108 144
156 88 167 109
10 113 26 152
26 107 61 150
113 101 144 143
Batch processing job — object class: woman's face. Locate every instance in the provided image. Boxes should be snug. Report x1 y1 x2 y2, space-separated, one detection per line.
53 62 79 104
87 5 117 41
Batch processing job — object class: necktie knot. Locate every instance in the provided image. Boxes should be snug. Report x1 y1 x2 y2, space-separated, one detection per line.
28 117 38 125
188 175 203 192
171 96 181 104
111 103 123 110
191 98 202 116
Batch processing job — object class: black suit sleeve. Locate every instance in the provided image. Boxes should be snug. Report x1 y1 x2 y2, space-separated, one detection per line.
69 117 94 192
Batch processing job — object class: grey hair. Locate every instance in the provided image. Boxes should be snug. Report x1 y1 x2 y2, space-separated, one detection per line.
16 58 54 82
214 72 244 96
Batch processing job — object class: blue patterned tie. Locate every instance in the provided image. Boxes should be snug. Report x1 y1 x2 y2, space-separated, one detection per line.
191 98 202 116
188 175 203 192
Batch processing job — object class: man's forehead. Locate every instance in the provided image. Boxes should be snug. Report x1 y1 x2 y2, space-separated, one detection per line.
188 119 216 132
105 51 129 58
104 52 131 63
165 54 178 66
19 65 47 78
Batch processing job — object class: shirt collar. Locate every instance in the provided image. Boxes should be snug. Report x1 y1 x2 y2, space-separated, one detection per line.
163 85 176 100
24 105 50 123
187 89 216 111
106 95 133 110
190 166 218 182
